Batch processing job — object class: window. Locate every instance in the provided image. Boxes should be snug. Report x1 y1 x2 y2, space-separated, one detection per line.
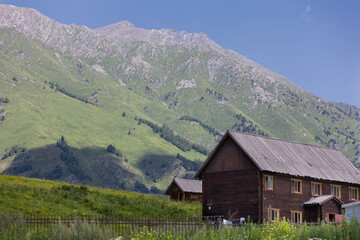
190 194 198 200
330 185 341 199
268 208 279 222
291 211 302 223
265 175 273 190
291 179 302 194
311 182 322 196
349 187 359 201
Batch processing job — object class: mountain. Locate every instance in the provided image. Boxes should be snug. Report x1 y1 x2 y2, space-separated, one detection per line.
0 4 359 191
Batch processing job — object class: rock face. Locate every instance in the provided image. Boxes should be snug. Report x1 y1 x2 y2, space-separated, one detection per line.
0 4 294 88
96 20 211 46
0 4 110 58
95 20 297 88
0 3 359 168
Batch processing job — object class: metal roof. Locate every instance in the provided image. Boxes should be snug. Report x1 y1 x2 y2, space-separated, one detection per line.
342 201 360 208
165 178 202 195
196 130 360 185
304 195 343 206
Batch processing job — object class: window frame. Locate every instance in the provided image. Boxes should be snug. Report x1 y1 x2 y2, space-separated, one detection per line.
291 179 302 194
330 184 341 199
349 187 359 201
190 193 198 200
311 182 322 196
291 210 302 223
265 175 274 191
268 208 280 222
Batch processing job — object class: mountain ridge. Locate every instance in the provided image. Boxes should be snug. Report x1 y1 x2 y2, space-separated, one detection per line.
0 4 301 91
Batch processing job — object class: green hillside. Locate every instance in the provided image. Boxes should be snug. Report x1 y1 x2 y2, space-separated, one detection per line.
0 28 208 191
0 175 200 217
0 5 359 193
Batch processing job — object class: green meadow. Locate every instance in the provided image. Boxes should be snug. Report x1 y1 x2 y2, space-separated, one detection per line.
0 175 200 217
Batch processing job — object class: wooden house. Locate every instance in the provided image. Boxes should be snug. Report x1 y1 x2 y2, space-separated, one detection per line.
165 178 202 202
195 130 360 222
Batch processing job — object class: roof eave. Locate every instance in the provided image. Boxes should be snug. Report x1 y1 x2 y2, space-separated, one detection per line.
164 179 176 195
227 131 264 171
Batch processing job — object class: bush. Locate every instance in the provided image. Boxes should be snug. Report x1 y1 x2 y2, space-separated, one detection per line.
106 144 122 157
2 146 27 160
0 97 9 103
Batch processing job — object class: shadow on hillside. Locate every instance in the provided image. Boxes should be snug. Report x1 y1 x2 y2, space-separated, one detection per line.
2 144 138 191
138 153 202 182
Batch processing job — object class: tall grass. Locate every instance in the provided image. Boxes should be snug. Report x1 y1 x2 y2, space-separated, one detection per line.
0 213 115 240
1 214 360 240
117 217 360 240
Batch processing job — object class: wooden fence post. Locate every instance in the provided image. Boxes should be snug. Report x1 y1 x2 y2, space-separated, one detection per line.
147 217 151 232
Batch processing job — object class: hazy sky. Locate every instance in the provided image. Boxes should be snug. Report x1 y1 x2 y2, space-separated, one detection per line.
1 0 359 107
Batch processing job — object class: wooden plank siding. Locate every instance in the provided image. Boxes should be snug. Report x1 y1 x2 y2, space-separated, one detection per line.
322 200 342 220
168 184 202 202
202 137 260 221
262 172 357 221
169 185 182 201
203 169 259 221
203 136 257 173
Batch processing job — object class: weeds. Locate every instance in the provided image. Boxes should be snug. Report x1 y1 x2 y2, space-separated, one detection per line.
1 214 360 240
0 213 115 240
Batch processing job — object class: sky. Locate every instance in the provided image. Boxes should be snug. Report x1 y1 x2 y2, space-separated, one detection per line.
1 0 359 107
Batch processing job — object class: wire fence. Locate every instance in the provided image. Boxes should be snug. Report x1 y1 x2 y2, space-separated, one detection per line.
1 214 224 236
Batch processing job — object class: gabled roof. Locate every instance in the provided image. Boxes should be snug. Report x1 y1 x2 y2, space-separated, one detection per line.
304 194 343 206
165 178 202 195
195 130 360 185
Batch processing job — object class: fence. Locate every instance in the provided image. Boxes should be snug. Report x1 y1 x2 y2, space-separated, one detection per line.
0 214 223 236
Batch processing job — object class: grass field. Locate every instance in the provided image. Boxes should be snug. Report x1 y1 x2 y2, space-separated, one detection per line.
0 175 200 217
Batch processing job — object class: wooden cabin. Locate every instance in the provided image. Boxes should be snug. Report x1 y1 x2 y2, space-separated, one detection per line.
165 178 202 202
195 130 360 222
303 195 343 222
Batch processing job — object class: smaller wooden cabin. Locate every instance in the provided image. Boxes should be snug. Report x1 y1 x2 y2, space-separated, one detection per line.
165 178 202 202
303 195 343 222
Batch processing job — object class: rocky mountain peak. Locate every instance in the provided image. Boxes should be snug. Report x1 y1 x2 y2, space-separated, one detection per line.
95 21 212 46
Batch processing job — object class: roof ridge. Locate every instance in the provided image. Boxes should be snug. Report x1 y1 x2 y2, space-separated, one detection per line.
227 130 338 151
174 177 201 182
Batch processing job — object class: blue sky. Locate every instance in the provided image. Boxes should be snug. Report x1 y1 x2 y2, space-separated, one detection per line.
1 0 359 107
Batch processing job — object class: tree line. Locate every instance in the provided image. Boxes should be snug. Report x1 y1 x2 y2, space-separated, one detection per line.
179 115 221 137
56 136 90 181
136 117 209 155
46 81 96 106
2 146 27 160
232 113 268 136
176 153 202 171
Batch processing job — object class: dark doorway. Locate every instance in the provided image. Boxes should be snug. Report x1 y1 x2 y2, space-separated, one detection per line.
329 214 335 222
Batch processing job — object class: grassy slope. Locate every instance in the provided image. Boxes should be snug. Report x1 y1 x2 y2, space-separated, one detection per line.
0 175 201 217
0 29 208 190
103 42 360 163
